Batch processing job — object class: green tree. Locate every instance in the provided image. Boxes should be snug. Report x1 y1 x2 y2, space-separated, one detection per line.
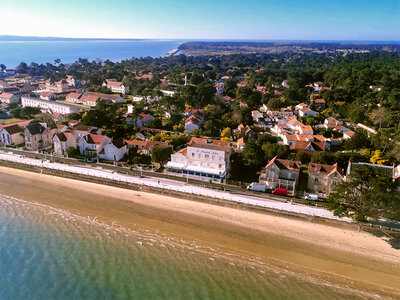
151 146 173 163
66 147 80 158
20 107 41 119
345 128 370 150
327 165 400 222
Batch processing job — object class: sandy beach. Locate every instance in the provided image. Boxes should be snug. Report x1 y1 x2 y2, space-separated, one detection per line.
1 166 399 298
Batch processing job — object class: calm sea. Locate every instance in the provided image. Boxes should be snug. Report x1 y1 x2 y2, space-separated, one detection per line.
0 194 365 300
0 40 181 68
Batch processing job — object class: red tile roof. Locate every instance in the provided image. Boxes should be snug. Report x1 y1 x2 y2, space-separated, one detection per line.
85 134 106 145
67 92 82 99
0 92 15 99
267 156 301 171
308 163 343 177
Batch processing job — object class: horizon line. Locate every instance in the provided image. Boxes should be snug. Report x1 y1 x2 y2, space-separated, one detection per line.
0 35 400 44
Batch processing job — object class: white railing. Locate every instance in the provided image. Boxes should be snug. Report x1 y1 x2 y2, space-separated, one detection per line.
0 151 349 221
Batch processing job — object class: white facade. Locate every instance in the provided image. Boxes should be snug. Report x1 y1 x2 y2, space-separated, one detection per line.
53 132 77 156
165 143 232 183
99 143 127 161
102 80 129 94
21 96 79 114
78 135 111 160
160 90 176 96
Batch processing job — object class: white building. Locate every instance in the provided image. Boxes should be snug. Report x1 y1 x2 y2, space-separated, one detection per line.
45 79 69 93
21 96 79 114
66 92 82 103
102 79 130 94
99 140 127 161
77 134 126 161
0 92 20 104
160 90 176 97
298 108 318 117
165 143 232 183
53 132 77 156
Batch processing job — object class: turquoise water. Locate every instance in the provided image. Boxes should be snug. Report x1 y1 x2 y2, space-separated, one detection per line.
0 194 366 299
0 40 181 68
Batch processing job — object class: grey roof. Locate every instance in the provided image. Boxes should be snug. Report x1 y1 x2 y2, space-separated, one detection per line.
25 123 46 135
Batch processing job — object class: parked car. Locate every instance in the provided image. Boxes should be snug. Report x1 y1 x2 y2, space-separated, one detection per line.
272 188 287 196
247 182 266 192
305 193 319 201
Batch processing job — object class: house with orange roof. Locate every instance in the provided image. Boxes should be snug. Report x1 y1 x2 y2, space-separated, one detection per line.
256 86 266 92
234 123 255 138
52 112 68 122
45 78 69 93
66 92 82 103
307 163 344 195
188 137 207 145
102 79 129 94
0 92 20 104
126 113 154 127
251 110 264 122
259 156 301 194
295 124 314 135
236 137 246 151
77 134 126 161
290 141 326 153
323 117 342 130
185 112 204 133
135 73 153 80
40 91 56 101
313 98 326 108
343 130 355 139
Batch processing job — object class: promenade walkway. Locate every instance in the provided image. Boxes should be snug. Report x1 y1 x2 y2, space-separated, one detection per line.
0 151 351 221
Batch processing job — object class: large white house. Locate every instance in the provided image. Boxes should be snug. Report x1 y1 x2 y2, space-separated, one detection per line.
21 96 79 114
102 79 129 94
165 142 232 183
78 134 127 161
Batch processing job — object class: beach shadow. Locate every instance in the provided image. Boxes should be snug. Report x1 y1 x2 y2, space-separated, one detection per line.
387 234 400 250
363 221 400 250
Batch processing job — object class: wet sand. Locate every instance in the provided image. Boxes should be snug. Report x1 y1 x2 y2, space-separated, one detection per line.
1 166 399 298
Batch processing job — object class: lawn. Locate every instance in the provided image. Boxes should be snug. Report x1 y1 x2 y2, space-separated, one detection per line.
4 118 23 124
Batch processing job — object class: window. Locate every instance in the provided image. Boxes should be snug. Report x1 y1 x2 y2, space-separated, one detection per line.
205 154 209 159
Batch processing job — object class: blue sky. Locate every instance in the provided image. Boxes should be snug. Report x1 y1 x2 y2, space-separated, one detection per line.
0 0 399 40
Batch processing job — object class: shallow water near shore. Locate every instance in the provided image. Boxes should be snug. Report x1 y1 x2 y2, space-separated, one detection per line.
1 167 399 299
0 194 366 300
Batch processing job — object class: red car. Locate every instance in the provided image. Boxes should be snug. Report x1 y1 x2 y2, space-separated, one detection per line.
272 188 287 196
